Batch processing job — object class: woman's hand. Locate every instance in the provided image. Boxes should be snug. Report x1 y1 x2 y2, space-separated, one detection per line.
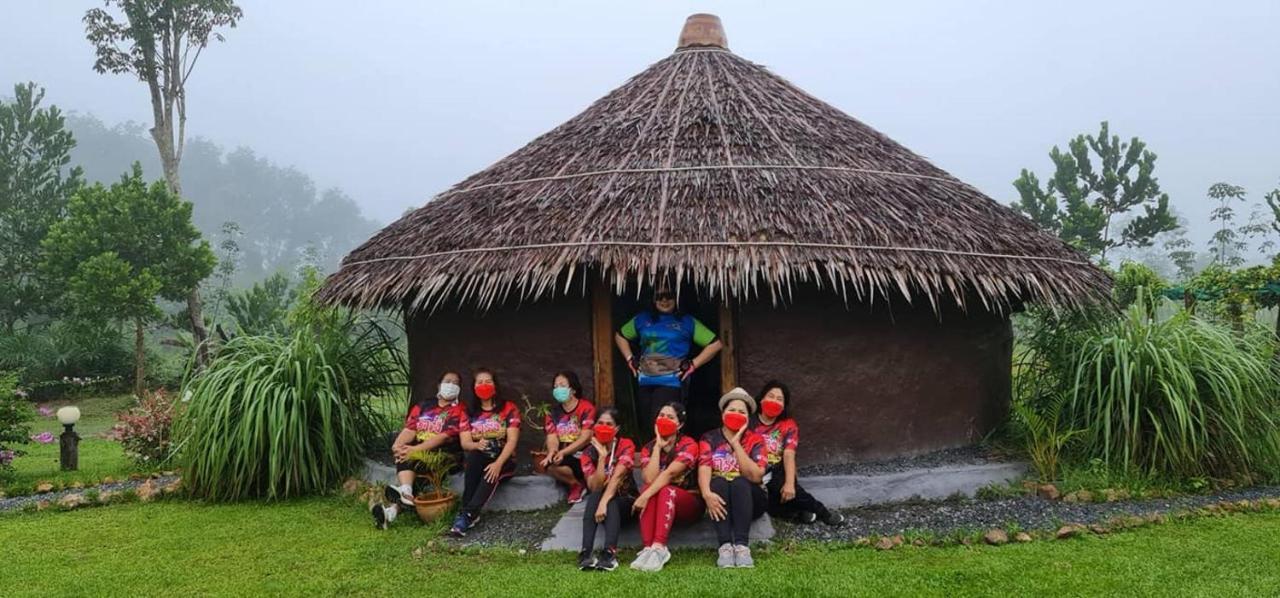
483 460 504 484
705 492 727 521
539 452 554 469
392 444 410 462
595 501 609 523
477 439 492 453
631 493 650 514
652 425 668 449
550 450 565 465
590 437 608 455
781 481 796 503
729 425 745 447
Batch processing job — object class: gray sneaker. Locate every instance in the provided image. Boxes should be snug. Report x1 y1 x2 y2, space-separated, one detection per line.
717 543 736 568
629 547 654 571
650 546 671 571
733 544 754 568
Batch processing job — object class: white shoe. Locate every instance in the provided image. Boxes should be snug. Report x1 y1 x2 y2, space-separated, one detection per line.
650 546 671 571
629 547 654 570
716 543 736 568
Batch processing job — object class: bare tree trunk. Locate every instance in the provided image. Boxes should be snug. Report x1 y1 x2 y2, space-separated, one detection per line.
134 317 146 397
188 291 210 366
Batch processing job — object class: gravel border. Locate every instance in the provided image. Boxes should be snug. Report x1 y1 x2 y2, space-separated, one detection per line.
0 475 180 513
775 485 1280 542
441 506 565 550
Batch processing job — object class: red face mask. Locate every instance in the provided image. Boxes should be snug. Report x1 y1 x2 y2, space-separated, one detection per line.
761 399 784 419
655 416 679 438
594 423 617 444
474 382 496 400
723 411 749 432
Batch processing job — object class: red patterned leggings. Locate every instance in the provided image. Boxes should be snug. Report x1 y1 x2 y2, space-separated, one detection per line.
637 483 705 546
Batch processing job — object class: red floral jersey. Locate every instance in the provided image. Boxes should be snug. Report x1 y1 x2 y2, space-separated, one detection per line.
459 401 521 455
404 401 464 458
698 428 768 481
639 435 699 489
543 399 596 447
750 416 799 466
580 438 637 495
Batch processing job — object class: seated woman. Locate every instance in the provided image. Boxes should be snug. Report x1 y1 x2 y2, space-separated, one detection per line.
372 371 464 529
752 380 843 525
540 371 596 504
451 368 521 537
576 408 635 571
629 401 703 572
699 387 768 568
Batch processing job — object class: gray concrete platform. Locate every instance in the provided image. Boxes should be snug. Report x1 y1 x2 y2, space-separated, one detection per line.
804 462 1027 509
538 501 775 551
360 458 564 512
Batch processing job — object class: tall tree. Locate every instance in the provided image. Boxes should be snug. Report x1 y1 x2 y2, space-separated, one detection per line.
83 0 242 366
1207 182 1247 267
0 83 84 331
42 164 214 396
1266 182 1280 243
1013 121 1177 264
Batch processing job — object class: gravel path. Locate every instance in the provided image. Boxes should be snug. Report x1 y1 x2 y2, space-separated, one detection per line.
775 485 1280 542
441 506 565 550
0 475 180 513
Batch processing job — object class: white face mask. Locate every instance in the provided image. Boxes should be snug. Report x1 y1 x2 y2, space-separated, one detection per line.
438 382 461 402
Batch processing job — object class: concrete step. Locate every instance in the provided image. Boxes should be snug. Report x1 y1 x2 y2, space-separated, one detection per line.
538 501 775 551
361 459 563 511
804 462 1028 509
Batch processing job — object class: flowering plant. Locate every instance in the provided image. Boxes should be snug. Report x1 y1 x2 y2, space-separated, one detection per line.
30 431 55 444
0 372 34 478
111 389 178 464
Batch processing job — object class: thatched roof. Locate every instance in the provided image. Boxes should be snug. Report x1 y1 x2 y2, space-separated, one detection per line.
318 14 1110 314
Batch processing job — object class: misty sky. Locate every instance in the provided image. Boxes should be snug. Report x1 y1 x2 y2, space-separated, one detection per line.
4 1 1279 253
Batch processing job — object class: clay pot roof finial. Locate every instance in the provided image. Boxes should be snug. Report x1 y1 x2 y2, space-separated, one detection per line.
677 13 728 50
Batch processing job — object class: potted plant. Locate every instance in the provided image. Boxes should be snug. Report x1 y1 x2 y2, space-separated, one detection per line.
521 395 553 473
404 448 457 522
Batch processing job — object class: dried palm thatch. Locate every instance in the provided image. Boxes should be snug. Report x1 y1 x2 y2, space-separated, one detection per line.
317 14 1110 315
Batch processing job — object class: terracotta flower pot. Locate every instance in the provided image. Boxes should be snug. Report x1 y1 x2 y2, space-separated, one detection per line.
531 450 549 474
413 492 456 522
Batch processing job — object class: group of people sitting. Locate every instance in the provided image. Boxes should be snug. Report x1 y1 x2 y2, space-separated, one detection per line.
371 370 843 571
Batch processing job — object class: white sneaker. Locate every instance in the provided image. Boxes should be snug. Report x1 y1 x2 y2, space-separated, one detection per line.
733 544 754 568
650 546 671 571
716 543 736 568
629 547 654 570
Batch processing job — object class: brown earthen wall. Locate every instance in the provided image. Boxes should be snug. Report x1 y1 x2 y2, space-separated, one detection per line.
735 289 1013 464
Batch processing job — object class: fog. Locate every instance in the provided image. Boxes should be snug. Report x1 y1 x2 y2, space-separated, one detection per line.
4 0 1278 256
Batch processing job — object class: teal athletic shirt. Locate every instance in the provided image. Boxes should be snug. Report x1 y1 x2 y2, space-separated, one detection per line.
619 312 717 388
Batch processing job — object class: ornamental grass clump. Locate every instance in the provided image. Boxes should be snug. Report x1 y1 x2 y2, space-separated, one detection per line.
1068 290 1280 480
177 276 404 501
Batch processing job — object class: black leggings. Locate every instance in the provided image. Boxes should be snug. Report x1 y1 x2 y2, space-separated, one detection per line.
581 491 635 552
636 385 683 429
764 465 830 519
461 450 515 517
709 476 766 546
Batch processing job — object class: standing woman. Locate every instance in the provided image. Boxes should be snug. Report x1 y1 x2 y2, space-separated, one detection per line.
699 388 768 568
372 371 465 529
613 281 723 427
540 371 596 505
629 401 704 572
576 408 636 571
752 381 843 525
451 368 521 537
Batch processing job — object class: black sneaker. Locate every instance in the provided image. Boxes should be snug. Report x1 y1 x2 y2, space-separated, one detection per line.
449 512 470 537
795 511 818 524
595 548 619 571
371 503 388 530
819 510 845 525
578 550 598 571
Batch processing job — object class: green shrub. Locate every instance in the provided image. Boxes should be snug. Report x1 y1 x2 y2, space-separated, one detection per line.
0 372 34 480
176 285 404 501
1113 262 1167 312
0 321 132 398
1069 292 1280 480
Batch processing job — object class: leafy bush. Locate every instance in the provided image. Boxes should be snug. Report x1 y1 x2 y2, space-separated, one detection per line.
0 372 34 480
1069 293 1280 480
1011 392 1082 482
225 272 295 336
404 449 455 499
110 389 178 464
1016 290 1280 482
0 321 132 398
1113 262 1167 312
176 279 405 501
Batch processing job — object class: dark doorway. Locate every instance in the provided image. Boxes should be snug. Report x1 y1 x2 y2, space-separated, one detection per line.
611 281 723 441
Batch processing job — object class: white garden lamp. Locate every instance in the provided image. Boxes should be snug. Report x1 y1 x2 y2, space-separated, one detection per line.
57 406 81 471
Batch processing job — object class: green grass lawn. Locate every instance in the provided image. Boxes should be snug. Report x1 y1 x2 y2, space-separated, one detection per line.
2 497 1279 597
2 394 153 493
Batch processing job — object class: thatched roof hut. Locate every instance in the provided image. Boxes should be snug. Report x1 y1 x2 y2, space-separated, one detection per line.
320 14 1108 462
